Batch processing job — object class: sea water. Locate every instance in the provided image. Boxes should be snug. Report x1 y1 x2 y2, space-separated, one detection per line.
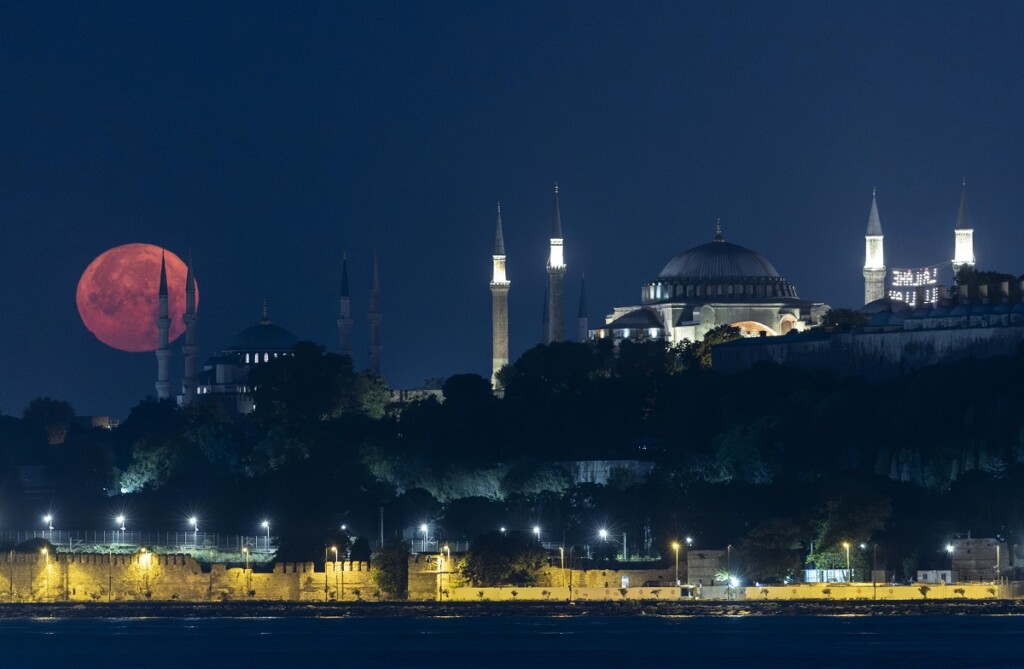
0 615 1019 668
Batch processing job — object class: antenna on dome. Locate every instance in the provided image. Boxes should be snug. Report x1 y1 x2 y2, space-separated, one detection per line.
714 218 724 242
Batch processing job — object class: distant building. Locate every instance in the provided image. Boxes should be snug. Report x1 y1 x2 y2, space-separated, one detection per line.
193 302 299 414
593 222 828 343
713 277 1024 379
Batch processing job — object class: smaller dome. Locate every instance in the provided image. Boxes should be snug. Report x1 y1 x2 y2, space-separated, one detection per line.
860 297 912 315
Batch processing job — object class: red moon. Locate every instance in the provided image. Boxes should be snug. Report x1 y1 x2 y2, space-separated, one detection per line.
76 244 197 352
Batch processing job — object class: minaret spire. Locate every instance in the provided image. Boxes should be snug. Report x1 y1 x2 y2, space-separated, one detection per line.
368 248 382 375
546 183 566 343
863 188 886 304
577 274 588 342
490 202 510 388
952 178 976 273
155 251 171 400
337 253 353 358
181 248 199 406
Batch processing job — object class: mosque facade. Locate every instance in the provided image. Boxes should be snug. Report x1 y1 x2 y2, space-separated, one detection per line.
591 222 828 343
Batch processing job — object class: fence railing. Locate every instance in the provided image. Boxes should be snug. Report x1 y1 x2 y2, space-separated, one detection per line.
0 530 277 553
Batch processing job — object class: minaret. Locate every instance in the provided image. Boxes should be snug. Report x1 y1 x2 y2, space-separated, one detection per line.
577 274 588 342
181 249 199 405
546 183 566 343
368 249 382 374
952 178 976 273
490 203 510 388
541 275 550 343
155 251 171 400
337 254 353 358
863 188 886 304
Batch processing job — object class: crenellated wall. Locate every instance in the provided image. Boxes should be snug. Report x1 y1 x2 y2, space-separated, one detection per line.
0 553 372 603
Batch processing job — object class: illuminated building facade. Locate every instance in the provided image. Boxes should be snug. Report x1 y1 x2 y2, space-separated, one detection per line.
594 222 828 343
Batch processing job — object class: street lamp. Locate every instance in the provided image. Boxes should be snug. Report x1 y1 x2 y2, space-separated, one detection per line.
559 546 566 588
420 523 429 552
41 548 49 601
842 542 851 582
672 542 681 586
190 517 198 547
242 547 250 597
533 526 541 543
331 546 339 600
442 544 450 594
116 515 126 545
261 520 270 550
44 514 53 543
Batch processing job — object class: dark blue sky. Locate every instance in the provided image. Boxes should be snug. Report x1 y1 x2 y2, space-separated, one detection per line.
2 1 1023 418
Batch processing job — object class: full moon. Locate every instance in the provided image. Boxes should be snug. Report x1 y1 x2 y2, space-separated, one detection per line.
76 244 197 352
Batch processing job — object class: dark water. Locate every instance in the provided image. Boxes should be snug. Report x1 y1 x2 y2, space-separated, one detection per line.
0 615 1020 668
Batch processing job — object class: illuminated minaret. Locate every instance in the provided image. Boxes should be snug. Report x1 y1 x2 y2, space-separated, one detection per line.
368 249 382 374
337 254 353 358
155 251 171 400
952 178 976 273
863 188 886 305
490 203 510 388
577 274 588 342
541 275 549 343
181 249 199 406
546 183 566 343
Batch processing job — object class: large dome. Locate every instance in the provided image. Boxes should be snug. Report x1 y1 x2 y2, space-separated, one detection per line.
642 232 798 304
226 318 298 353
659 238 780 280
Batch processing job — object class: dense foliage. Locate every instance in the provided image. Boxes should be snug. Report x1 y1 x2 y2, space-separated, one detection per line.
3 335 1024 582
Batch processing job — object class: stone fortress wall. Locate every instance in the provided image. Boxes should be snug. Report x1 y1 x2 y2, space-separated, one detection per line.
0 551 1014 603
0 552 373 603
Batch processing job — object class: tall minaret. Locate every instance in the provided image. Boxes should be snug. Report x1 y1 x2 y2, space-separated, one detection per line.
490 203 510 388
155 251 171 400
368 249 382 374
181 249 199 406
337 254 353 358
546 183 566 343
541 275 550 343
577 274 588 342
952 178 976 273
863 188 886 304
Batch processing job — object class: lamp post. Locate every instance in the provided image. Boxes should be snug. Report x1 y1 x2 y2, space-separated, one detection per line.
41 548 49 601
559 546 566 588
672 542 681 586
116 515 126 545
420 523 429 553
442 544 450 595
44 514 53 543
331 546 339 600
843 542 851 582
533 526 541 543
242 547 250 598
261 521 270 551
190 517 198 548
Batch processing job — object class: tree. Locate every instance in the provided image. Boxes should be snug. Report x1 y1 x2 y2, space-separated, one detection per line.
819 308 867 332
740 517 805 581
22 397 74 445
500 462 572 498
461 530 546 587
683 325 741 369
371 540 410 599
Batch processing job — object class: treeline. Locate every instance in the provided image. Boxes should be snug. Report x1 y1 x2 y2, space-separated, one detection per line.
2 335 1024 581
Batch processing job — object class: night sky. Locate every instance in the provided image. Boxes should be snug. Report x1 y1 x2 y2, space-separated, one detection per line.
2 2 1023 418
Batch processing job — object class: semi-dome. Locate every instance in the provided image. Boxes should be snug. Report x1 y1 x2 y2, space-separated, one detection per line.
659 238 780 280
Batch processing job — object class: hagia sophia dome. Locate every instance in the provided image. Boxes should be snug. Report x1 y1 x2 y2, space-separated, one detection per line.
644 230 800 304
596 224 827 343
